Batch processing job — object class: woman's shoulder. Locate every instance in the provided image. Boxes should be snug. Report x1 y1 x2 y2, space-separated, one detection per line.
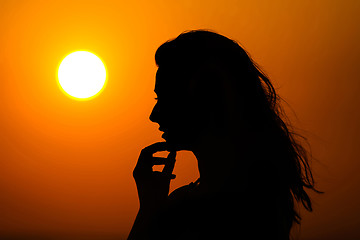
168 178 200 202
168 185 191 200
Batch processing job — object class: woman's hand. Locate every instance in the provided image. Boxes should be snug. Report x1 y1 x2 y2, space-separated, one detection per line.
133 142 177 211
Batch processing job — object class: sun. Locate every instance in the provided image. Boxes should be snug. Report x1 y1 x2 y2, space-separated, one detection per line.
57 51 107 100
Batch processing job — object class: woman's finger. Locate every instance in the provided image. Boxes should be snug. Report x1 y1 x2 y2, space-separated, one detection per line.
134 143 174 180
137 142 169 167
153 171 176 179
162 151 176 175
136 142 164 161
152 157 167 165
141 142 169 155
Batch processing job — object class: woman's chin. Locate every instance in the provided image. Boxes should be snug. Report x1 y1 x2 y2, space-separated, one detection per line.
162 134 193 151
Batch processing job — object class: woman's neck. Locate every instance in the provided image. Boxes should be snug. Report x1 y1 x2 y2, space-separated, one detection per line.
191 133 246 192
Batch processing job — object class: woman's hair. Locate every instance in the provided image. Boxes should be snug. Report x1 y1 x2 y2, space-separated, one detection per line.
154 29 321 232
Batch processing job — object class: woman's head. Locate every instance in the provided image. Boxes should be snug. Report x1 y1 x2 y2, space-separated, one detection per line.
150 29 320 231
150 30 269 149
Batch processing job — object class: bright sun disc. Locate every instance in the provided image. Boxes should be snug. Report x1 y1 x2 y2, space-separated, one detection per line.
58 51 106 100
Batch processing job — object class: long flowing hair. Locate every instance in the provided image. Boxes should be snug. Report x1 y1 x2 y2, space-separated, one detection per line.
155 29 321 234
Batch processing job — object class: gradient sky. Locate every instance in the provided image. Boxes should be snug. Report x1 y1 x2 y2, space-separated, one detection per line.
1 0 360 239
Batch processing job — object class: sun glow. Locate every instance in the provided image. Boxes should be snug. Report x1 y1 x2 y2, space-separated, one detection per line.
57 51 107 100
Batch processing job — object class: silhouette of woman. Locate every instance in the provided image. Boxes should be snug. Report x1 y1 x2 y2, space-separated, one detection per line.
128 30 320 240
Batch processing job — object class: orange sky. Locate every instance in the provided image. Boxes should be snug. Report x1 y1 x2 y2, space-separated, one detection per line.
1 0 360 239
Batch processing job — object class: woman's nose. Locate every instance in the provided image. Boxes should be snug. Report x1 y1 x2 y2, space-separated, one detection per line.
149 103 160 123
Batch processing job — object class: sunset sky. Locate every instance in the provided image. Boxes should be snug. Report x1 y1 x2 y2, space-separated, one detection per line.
1 0 360 239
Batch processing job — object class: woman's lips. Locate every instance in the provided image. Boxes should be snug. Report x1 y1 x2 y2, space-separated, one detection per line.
159 127 168 139
159 127 167 134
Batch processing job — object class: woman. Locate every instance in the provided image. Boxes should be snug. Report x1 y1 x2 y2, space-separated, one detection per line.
128 30 320 240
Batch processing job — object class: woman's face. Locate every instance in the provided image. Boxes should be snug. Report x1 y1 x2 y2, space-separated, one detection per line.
149 66 215 151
